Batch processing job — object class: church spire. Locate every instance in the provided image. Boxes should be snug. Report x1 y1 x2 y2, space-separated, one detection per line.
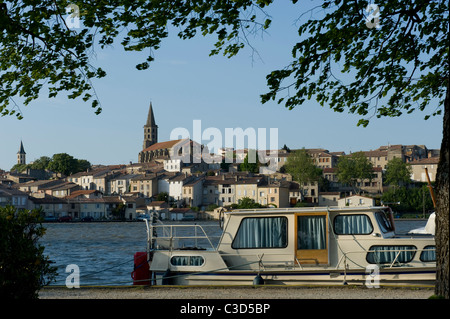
146 102 157 127
143 102 158 150
18 140 26 154
17 140 26 165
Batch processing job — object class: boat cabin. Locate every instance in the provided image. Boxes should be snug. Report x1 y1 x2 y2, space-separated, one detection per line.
145 206 435 286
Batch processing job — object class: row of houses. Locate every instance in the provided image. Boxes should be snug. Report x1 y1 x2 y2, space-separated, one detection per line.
1 143 440 220
0 185 137 220
0 184 203 221
267 144 439 181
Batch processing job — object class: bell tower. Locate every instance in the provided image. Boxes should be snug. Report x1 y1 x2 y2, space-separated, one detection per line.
143 102 158 150
17 140 26 165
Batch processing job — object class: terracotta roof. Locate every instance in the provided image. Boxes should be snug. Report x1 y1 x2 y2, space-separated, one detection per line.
319 192 341 196
183 176 205 187
323 167 382 173
48 182 79 190
148 201 169 208
410 157 440 165
141 139 183 152
66 189 101 198
203 175 263 186
148 201 166 206
29 194 66 204
362 150 388 157
0 184 28 196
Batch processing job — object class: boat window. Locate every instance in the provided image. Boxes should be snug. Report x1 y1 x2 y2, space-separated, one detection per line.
420 246 436 262
375 211 395 233
334 214 373 235
170 256 205 266
366 245 417 265
297 215 327 250
232 217 288 249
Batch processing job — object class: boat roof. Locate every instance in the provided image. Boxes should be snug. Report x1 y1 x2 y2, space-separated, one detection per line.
229 206 390 215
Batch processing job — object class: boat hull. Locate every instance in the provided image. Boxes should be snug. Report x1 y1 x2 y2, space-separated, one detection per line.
153 267 436 287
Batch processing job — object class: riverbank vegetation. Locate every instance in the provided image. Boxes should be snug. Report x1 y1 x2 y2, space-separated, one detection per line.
0 206 56 299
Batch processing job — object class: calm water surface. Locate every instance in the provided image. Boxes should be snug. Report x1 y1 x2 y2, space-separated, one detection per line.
41 220 220 286
40 219 427 286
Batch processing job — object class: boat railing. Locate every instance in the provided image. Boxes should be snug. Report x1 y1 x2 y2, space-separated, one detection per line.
215 246 435 272
145 221 221 251
336 246 436 270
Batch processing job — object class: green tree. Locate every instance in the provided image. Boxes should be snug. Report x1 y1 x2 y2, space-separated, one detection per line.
111 202 126 220
239 150 259 173
206 204 219 211
336 152 374 194
0 206 56 299
47 153 78 176
236 197 262 209
10 154 90 175
381 185 434 213
29 156 51 170
1 0 447 298
284 148 322 192
76 159 91 172
156 192 169 202
384 157 412 187
10 163 28 172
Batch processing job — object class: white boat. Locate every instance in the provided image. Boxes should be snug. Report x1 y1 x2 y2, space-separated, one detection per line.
142 206 435 286
408 212 436 235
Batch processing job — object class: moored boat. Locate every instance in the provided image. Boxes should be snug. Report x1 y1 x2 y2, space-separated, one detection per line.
137 206 435 286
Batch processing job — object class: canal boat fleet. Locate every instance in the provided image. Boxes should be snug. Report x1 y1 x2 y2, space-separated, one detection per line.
142 206 436 286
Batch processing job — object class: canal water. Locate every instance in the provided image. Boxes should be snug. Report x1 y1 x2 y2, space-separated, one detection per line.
40 220 222 286
40 219 427 286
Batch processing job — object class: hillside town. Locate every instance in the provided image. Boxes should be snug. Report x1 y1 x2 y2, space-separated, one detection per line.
1 103 440 222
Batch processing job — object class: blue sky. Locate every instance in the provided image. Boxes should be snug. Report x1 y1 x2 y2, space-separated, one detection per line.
0 2 443 170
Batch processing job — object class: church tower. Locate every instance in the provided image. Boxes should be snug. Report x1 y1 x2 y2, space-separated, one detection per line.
17 140 26 165
143 102 158 150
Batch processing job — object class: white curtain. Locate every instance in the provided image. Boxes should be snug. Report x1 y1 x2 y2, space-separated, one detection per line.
297 215 326 250
367 246 416 264
334 215 373 235
420 246 436 262
232 217 287 249
171 256 204 266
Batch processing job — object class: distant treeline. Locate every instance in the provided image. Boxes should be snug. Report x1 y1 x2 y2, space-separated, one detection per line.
381 184 435 214
11 153 91 176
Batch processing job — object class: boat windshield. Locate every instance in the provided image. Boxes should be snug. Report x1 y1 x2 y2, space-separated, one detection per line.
375 211 395 233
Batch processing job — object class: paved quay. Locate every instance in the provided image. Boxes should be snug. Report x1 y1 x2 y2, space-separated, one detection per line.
39 285 435 299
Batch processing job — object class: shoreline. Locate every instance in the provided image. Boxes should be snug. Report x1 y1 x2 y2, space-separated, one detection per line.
39 285 435 299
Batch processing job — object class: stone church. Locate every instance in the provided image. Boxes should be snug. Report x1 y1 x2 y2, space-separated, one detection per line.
138 103 202 164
